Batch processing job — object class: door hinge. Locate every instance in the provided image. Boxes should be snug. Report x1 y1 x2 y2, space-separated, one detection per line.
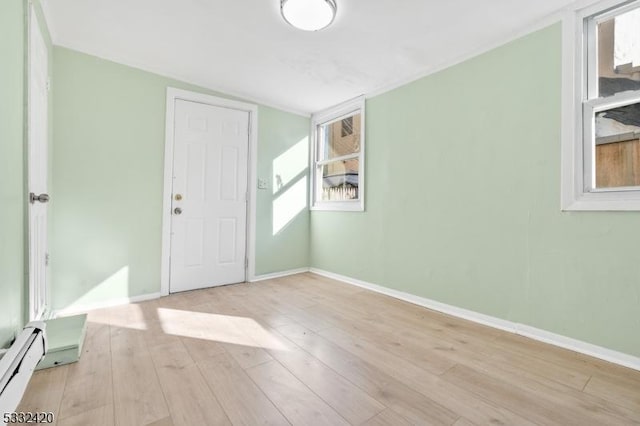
245 258 248 268
46 77 51 92
45 253 50 266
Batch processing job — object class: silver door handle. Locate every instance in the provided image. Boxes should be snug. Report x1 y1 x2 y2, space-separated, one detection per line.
30 193 50 204
173 207 182 215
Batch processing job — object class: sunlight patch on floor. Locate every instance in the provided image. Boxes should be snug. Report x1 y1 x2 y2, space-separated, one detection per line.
157 308 288 350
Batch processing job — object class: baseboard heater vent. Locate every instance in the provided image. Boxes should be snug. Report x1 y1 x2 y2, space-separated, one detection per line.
0 322 47 416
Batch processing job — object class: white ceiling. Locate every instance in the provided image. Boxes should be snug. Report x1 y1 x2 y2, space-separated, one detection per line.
42 0 576 115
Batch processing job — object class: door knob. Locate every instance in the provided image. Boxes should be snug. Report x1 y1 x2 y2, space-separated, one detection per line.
30 193 50 204
173 207 182 215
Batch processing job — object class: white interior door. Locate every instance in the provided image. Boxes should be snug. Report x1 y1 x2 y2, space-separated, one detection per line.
27 3 50 320
169 100 249 293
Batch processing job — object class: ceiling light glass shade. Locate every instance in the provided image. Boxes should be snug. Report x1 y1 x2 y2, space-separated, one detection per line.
281 0 337 31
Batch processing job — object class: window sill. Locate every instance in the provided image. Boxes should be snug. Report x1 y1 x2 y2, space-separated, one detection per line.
562 190 640 211
311 200 364 212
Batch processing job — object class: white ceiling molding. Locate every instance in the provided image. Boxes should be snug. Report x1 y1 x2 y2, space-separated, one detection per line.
43 0 580 114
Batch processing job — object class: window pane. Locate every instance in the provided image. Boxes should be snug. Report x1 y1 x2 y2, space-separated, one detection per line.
595 102 640 188
597 7 640 97
319 113 361 160
341 116 353 137
321 159 359 201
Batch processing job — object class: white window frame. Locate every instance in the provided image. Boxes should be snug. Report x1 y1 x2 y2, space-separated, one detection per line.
311 97 365 211
562 0 640 210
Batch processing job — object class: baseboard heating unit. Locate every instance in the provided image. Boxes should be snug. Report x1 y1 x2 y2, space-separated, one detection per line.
0 322 47 418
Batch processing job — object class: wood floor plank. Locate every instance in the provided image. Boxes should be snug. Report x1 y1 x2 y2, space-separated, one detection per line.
145 417 174 426
57 404 114 426
85 307 113 326
334 288 505 345
455 354 640 424
149 336 230 426
286 279 504 359
217 286 395 424
153 299 275 369
488 348 591 390
244 287 333 333
17 273 640 426
361 408 414 426
111 328 170 426
59 322 113 420
246 360 350 426
223 343 273 370
583 372 640 412
226 293 297 329
110 326 147 355
17 364 69 425
313 325 533 426
265 328 386 425
306 302 457 375
207 290 295 349
107 303 150 331
295 273 362 297
141 318 184 350
320 289 502 353
155 364 230 426
442 363 636 425
314 294 593 392
198 352 289 426
276 324 459 425
492 331 632 380
258 277 319 308
452 418 476 426
180 336 226 363
149 340 193 370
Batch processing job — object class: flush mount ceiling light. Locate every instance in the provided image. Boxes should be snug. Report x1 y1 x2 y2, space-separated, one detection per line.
281 0 337 31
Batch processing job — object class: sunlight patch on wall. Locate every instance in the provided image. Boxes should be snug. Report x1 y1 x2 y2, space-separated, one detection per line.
65 266 131 315
273 176 307 235
272 137 308 193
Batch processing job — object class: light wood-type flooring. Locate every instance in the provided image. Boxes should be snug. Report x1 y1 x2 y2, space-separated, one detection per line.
18 273 640 425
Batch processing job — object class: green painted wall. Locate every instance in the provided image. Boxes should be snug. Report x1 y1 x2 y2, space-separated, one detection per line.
310 23 640 357
0 0 52 347
256 107 310 274
0 0 27 348
51 47 309 311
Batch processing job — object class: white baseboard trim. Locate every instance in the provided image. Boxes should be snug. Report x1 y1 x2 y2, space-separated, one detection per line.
53 292 162 317
250 267 311 283
309 268 640 372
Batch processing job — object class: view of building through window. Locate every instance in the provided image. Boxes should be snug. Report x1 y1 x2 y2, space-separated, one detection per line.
319 113 361 201
595 6 640 188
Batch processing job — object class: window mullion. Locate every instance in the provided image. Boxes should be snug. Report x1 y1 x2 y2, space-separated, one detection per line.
585 90 640 110
592 0 640 23
583 103 596 191
586 17 599 100
316 152 360 166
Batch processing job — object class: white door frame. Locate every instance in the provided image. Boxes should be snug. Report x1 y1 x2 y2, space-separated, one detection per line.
27 1 50 320
161 88 258 296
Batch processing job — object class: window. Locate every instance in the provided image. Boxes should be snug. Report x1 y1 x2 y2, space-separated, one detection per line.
341 116 354 137
311 97 365 211
563 0 640 210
